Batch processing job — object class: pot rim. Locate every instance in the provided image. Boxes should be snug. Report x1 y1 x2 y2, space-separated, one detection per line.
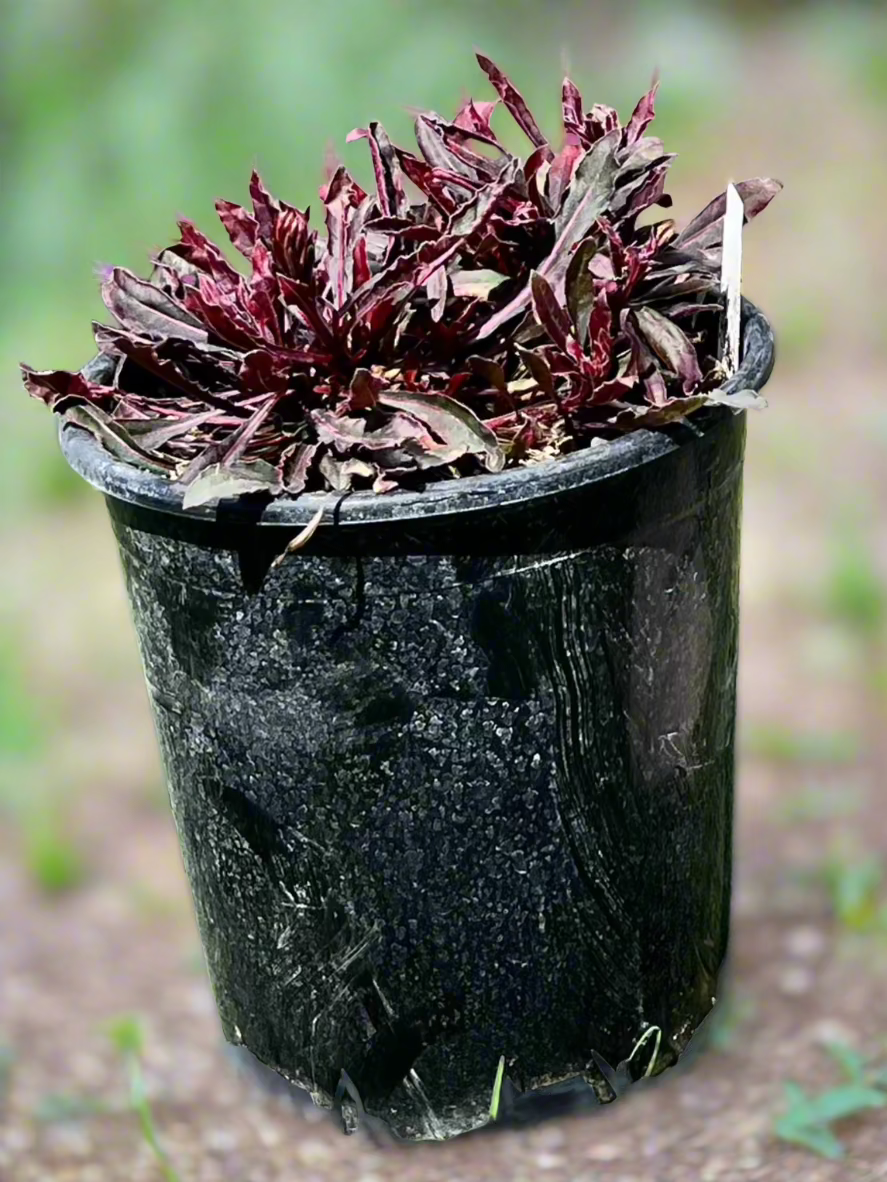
59 298 774 529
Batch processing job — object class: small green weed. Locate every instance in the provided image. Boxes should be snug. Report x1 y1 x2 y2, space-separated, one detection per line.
744 724 860 766
821 850 887 934
489 1055 506 1122
0 634 44 761
23 813 88 896
774 1042 887 1159
825 534 885 637
107 1016 181 1182
0 1044 14 1103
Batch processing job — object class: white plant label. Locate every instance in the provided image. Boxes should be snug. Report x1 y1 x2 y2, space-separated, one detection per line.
719 182 744 376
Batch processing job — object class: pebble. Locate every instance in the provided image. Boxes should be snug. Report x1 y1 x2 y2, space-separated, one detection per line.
586 1142 622 1162
808 1018 858 1048
296 1138 332 1165
534 1152 565 1170
203 1125 240 1153
701 1158 728 1181
784 925 827 960
528 1126 565 1150
778 965 814 995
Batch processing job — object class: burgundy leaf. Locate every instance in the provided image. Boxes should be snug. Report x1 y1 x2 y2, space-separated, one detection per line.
102 268 208 342
91 323 249 410
418 112 505 180
584 104 620 145
272 204 316 283
215 199 259 258
152 248 202 294
448 159 520 236
547 140 584 210
588 288 615 380
313 408 431 452
475 131 620 339
349 123 408 219
243 242 283 345
415 116 475 180
169 220 243 291
323 166 363 309
622 80 659 147
123 410 220 450
530 271 577 360
565 237 599 348
453 97 500 139
524 145 553 216
249 171 280 243
183 278 262 350
20 365 116 412
605 395 708 430
377 389 505 471
394 150 459 215
634 305 703 393
179 394 282 485
622 311 669 406
476 53 551 155
675 178 783 257
562 78 584 137
278 276 338 351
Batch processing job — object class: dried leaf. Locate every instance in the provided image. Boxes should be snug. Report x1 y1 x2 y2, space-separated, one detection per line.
181 459 281 508
450 269 508 300
318 453 377 491
64 404 173 474
705 388 768 411
271 503 327 567
278 442 319 494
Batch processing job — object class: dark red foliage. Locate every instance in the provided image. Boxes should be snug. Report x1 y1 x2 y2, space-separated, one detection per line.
22 54 781 505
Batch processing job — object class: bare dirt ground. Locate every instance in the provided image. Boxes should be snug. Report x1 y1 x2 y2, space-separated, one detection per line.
2 37 887 1182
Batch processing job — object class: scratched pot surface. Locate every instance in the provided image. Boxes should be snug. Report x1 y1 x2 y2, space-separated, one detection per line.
107 423 742 1140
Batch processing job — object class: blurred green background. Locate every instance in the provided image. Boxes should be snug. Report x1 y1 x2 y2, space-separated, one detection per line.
2 1 887 1177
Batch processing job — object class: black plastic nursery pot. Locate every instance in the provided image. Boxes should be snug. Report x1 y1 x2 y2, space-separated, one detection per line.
60 303 774 1142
